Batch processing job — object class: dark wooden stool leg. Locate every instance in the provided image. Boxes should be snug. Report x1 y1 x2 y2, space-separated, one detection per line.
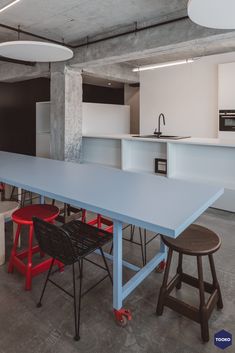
139 227 145 267
209 254 223 309
28 191 33 204
63 204 67 223
67 204 71 217
156 248 173 316
130 225 135 242
176 253 183 289
22 190 26 207
197 256 209 342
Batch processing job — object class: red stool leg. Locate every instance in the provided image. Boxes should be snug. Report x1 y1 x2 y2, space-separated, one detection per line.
56 259 65 272
8 224 22 273
81 209 86 222
39 249 45 258
25 225 34 290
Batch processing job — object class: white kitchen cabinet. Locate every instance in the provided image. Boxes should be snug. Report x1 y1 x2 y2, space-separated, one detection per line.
36 102 51 158
218 62 235 110
82 103 130 134
82 135 235 212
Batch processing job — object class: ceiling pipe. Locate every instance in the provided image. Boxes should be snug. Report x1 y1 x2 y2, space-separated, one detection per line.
72 16 189 48
0 16 189 51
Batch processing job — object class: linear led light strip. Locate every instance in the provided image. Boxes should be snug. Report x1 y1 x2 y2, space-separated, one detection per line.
0 0 21 13
133 59 194 72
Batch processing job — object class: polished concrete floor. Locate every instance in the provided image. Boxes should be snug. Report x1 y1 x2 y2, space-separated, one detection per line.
0 208 234 353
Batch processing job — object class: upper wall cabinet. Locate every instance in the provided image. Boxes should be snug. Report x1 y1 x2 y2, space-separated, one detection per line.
218 62 235 109
36 102 51 158
36 102 51 133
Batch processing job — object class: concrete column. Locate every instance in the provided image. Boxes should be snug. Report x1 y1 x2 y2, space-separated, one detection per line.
50 64 83 162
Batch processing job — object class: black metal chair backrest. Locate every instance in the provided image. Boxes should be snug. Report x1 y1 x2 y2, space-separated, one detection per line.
33 217 76 265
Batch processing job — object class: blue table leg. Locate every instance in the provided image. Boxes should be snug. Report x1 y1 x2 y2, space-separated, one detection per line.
113 220 123 310
160 237 167 257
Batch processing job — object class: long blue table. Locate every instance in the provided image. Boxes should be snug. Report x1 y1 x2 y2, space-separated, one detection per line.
0 151 223 316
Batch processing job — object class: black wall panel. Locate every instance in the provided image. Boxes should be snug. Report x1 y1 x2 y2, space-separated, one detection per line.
83 84 124 105
0 79 124 156
0 78 50 156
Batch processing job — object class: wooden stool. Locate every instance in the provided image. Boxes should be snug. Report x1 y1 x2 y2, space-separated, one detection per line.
156 224 223 342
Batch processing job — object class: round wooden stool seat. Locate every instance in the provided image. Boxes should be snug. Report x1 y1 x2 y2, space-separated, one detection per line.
162 224 221 256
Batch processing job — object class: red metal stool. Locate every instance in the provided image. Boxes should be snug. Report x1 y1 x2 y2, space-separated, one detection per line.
8 204 61 290
87 214 113 232
82 211 113 233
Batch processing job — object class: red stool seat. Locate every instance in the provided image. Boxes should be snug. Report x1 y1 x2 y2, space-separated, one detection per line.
8 204 61 290
12 204 59 225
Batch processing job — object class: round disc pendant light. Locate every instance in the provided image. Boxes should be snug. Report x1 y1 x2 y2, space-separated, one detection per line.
0 41 73 62
188 0 235 29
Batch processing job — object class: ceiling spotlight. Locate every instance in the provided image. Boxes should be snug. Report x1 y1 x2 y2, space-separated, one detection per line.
0 0 21 13
188 0 235 29
132 59 194 72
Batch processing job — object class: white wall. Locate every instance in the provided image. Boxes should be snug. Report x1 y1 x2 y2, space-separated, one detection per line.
82 102 130 135
140 51 235 138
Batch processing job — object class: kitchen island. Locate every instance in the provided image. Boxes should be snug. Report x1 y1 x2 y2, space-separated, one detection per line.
82 134 235 212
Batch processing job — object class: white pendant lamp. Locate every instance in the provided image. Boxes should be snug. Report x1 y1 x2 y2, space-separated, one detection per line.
188 0 235 29
0 41 73 62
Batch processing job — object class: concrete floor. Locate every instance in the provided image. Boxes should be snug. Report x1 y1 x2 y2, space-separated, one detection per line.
0 208 234 353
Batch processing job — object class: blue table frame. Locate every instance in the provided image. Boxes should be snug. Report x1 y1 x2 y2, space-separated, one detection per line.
0 152 223 314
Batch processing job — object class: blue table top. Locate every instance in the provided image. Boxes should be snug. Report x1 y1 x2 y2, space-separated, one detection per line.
0 151 223 237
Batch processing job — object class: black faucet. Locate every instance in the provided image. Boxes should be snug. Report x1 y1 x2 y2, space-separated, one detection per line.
154 113 166 137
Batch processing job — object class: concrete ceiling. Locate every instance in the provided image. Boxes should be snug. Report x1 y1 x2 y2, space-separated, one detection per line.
0 0 188 44
2 0 235 84
83 74 124 88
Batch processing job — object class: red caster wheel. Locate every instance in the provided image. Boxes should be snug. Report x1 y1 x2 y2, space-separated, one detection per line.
114 308 132 327
156 260 166 273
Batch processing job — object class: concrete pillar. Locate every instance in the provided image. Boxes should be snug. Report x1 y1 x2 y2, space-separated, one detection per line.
50 64 83 162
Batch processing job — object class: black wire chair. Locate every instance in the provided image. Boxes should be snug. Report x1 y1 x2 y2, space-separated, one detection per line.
33 217 113 341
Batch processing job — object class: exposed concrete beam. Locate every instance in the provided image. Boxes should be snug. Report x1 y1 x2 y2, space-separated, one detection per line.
0 62 49 82
126 32 235 67
69 18 234 67
82 63 139 83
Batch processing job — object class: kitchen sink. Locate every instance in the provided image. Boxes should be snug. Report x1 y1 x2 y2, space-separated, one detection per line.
132 135 190 140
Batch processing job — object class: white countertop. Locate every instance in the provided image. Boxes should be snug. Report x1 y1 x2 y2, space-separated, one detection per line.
83 134 235 148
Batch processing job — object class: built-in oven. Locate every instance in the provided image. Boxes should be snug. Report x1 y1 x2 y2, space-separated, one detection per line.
219 110 235 131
